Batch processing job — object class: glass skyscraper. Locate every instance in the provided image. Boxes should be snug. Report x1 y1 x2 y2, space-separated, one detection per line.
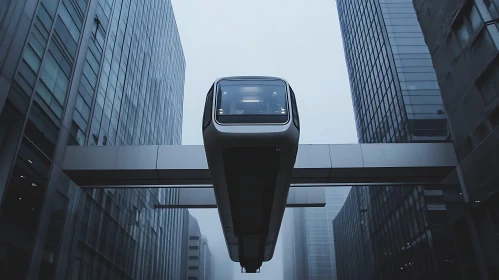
334 0 463 279
0 0 187 279
282 188 350 280
282 208 308 280
339 0 448 143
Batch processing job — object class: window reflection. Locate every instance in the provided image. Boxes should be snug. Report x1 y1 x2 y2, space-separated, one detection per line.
216 81 287 116
215 79 290 124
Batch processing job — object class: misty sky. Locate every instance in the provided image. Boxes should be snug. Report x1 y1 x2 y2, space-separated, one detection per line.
171 0 358 278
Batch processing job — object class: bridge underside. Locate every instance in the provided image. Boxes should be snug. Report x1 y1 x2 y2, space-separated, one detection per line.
62 143 458 186
154 187 325 208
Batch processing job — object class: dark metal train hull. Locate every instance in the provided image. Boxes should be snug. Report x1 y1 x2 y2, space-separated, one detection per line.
202 76 299 272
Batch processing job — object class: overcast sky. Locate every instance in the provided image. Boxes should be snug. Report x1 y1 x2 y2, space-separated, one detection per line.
171 0 357 278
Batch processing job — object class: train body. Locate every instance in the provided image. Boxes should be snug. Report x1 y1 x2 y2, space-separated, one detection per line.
202 76 300 272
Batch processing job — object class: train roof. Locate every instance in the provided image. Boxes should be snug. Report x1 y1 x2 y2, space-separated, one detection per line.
216 76 288 83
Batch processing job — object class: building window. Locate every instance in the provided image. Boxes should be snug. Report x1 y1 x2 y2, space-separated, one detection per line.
477 61 499 106
469 5 483 31
188 256 199 260
189 246 199 250
456 22 471 46
454 4 484 47
484 0 499 18
488 106 499 129
188 266 198 270
189 236 200 240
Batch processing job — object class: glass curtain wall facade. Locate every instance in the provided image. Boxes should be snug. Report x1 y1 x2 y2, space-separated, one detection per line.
339 0 448 143
303 188 350 280
282 188 350 280
0 0 187 279
333 190 371 280
282 208 309 280
413 0 499 279
334 0 463 279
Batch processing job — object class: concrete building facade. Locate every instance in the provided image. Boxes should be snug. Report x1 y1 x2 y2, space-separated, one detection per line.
412 1 499 279
187 214 214 280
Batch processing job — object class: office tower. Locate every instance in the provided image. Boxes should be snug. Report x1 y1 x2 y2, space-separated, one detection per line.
282 208 309 280
201 236 214 280
333 190 370 280
282 188 350 280
187 214 214 280
413 1 499 279
323 188 350 279
334 0 463 279
0 0 186 279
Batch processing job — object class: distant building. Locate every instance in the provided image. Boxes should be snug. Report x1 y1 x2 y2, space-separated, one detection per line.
413 0 499 278
282 208 309 280
201 236 213 280
282 188 350 280
187 214 214 280
334 0 463 279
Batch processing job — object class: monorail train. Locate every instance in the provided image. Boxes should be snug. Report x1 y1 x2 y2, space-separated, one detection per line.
202 76 300 272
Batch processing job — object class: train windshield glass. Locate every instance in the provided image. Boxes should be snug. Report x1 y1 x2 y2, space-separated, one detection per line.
216 79 288 124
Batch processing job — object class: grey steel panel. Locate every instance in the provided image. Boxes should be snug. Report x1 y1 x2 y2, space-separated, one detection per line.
286 187 295 202
177 188 216 209
116 145 159 170
61 146 124 186
359 144 386 167
156 145 208 169
381 143 457 167
360 143 458 168
155 187 326 208
327 144 365 183
379 143 422 167
114 145 160 181
293 144 331 183
156 145 211 185
294 145 331 168
79 182 440 189
293 187 307 205
329 144 364 168
80 184 215 189
305 187 326 204
63 145 120 170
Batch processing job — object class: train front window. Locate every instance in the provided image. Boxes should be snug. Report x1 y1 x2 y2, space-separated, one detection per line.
216 79 289 124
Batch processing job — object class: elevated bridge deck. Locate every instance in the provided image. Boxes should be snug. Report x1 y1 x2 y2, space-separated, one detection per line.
62 143 458 187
